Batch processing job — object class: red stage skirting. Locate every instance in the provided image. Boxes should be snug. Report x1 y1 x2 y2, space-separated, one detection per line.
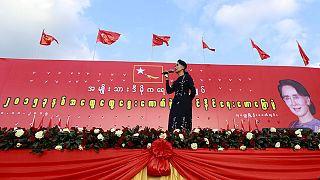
0 149 319 180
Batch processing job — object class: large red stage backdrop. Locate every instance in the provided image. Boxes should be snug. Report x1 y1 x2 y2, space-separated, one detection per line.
0 58 319 129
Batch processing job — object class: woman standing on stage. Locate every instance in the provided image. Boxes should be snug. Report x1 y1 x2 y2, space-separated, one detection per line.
164 59 196 131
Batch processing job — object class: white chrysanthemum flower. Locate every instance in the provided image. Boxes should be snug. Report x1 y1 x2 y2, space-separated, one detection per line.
97 133 104 140
179 134 184 141
173 129 180 133
78 145 84 150
110 128 116 132
204 138 209 145
226 131 232 136
94 129 100 134
191 143 198 150
147 143 152 149
270 127 276 133
115 130 123 137
218 147 224 151
63 128 70 133
240 145 246 150
133 133 139 137
294 144 301 150
193 128 200 133
15 129 24 137
159 133 167 139
55 145 63 150
246 132 253 140
16 143 22 148
35 131 44 139
275 142 280 148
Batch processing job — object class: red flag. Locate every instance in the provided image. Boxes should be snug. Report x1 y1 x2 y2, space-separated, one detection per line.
38 115 45 129
96 29 121 45
251 39 270 60
152 34 170 46
202 40 215 52
297 41 309 66
40 30 59 46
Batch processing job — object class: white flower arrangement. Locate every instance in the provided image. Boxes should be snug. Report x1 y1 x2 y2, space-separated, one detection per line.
275 142 280 148
35 131 44 139
97 133 104 140
15 129 24 137
294 144 301 150
115 130 123 137
94 129 100 134
55 145 63 150
240 145 246 150
246 132 253 140
191 143 198 150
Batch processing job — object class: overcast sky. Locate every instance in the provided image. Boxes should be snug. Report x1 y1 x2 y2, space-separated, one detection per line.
1 0 320 67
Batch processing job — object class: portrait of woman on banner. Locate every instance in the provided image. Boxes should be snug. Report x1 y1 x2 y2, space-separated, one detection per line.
278 79 320 132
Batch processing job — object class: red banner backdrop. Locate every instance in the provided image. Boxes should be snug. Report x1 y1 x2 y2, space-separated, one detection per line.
0 58 320 129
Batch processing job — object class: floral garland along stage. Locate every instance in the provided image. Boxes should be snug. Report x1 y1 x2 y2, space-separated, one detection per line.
0 125 320 154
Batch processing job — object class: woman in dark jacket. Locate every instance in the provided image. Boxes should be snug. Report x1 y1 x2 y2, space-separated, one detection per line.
165 59 196 131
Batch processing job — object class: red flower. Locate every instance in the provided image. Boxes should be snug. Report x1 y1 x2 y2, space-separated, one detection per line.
250 140 256 146
44 132 50 138
28 136 36 142
128 141 133 147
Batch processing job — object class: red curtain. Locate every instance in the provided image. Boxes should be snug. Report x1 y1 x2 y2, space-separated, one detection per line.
171 148 320 180
0 149 320 180
0 149 151 180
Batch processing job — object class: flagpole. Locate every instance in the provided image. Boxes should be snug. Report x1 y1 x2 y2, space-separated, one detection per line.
92 42 97 61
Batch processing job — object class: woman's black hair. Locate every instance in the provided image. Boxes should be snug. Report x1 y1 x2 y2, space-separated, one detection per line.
278 79 316 115
177 59 187 70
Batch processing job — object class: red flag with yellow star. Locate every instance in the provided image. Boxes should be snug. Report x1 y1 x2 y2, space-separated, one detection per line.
40 30 59 46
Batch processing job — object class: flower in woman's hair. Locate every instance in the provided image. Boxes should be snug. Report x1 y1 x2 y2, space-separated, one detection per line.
240 145 246 150
16 143 22 148
270 127 276 133
97 133 104 140
159 133 167 139
191 143 198 150
275 142 280 148
204 138 209 145
115 130 123 137
246 132 253 140
294 144 301 150
15 129 24 137
193 128 200 133
55 145 63 150
94 128 100 134
179 134 184 141
35 131 44 139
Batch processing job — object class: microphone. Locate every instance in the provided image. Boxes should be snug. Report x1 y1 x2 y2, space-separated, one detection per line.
162 69 174 75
